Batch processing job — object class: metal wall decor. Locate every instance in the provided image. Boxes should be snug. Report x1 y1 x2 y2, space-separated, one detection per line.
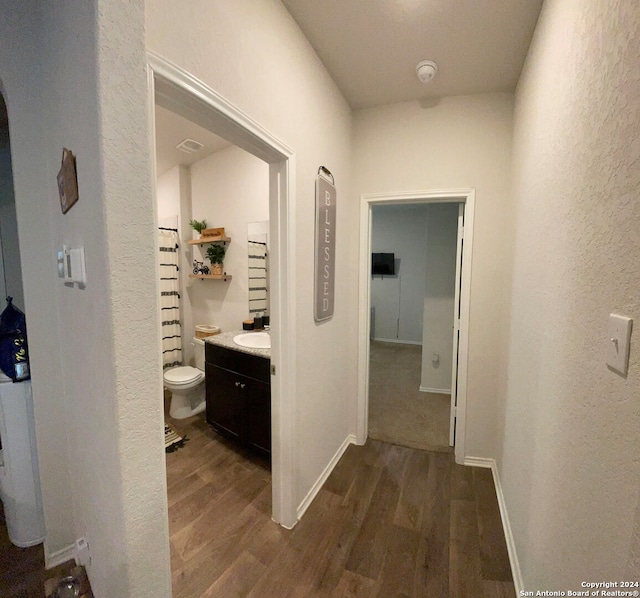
314 166 336 322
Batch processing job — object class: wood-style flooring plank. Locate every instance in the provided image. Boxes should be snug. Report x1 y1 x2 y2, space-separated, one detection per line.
451 460 475 500
344 451 408 580
373 523 421 598
394 449 431 530
484 579 517 598
414 452 452 597
247 489 346 598
200 550 266 598
333 570 377 597
449 499 484 598
165 416 515 598
310 461 383 594
473 467 513 582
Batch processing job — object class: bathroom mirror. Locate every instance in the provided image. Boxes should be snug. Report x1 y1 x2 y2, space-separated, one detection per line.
248 221 269 317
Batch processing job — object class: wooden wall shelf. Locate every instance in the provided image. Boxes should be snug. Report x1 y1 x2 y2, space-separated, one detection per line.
188 237 231 246
189 274 232 281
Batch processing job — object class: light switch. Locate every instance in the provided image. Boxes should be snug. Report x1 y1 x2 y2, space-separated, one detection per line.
56 248 66 278
606 314 633 375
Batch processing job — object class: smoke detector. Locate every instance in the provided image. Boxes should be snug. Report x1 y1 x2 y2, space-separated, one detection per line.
416 60 438 84
176 138 204 154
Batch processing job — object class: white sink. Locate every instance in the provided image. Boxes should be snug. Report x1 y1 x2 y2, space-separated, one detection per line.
233 331 271 349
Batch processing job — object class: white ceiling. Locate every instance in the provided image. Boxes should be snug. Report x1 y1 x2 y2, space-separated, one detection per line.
281 0 544 109
155 2 543 170
154 105 231 176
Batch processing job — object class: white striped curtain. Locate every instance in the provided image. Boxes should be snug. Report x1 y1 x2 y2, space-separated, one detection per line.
158 229 182 369
248 239 268 314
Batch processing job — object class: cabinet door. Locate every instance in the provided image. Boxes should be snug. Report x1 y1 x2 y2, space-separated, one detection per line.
246 380 271 458
205 363 246 442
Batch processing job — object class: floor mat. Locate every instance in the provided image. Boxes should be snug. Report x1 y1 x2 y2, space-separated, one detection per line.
165 424 188 453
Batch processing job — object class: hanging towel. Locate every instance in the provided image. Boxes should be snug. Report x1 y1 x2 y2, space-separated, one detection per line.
158 229 182 369
248 239 268 314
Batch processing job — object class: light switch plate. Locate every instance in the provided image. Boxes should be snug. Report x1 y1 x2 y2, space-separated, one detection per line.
606 314 632 375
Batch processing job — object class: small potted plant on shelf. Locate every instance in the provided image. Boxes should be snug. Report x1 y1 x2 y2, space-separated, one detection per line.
189 219 208 239
206 243 226 276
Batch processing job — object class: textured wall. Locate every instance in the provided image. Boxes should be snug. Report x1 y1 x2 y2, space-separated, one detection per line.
190 145 269 336
2 0 170 595
0 0 76 559
503 0 640 588
353 94 514 458
146 0 356 507
94 0 170 594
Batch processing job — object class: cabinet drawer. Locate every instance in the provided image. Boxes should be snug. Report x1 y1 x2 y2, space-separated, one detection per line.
205 343 270 383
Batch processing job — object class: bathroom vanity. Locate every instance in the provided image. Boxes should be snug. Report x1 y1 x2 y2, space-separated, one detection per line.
204 333 271 459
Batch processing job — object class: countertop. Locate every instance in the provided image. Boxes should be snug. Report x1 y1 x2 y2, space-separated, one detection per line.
204 330 271 359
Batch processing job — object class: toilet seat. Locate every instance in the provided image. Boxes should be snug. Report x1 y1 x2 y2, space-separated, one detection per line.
163 366 204 387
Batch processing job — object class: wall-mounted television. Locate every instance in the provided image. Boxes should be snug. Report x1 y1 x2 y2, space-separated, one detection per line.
372 252 395 275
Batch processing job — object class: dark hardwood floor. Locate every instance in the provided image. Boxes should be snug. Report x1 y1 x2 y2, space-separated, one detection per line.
0 502 45 597
166 413 515 597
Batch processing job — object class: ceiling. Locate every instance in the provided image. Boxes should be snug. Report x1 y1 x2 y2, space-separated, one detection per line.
154 105 231 176
281 0 544 109
155 2 543 170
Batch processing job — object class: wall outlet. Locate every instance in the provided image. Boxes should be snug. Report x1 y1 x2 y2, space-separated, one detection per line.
76 536 90 567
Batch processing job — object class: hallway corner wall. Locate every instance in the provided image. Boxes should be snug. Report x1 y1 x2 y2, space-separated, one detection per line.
353 93 515 459
503 0 640 588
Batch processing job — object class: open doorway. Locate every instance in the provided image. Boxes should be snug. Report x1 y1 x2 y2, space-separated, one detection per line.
368 202 459 453
147 53 297 530
357 190 474 464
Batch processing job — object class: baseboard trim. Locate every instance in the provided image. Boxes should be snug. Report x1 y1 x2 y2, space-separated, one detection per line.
45 542 76 570
419 386 451 394
464 456 523 594
296 434 356 521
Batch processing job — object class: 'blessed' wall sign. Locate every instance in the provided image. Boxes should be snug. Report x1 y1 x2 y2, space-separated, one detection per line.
314 167 336 322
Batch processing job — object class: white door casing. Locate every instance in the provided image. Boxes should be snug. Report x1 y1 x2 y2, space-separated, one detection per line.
357 189 474 465
147 52 298 528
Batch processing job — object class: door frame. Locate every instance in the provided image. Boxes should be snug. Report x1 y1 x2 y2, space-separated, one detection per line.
356 189 475 464
147 52 298 528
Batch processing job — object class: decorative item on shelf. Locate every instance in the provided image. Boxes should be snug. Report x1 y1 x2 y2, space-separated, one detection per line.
201 227 225 239
192 259 210 275
206 243 226 276
189 219 208 238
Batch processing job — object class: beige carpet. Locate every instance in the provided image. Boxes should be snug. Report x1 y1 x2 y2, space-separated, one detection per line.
368 340 453 453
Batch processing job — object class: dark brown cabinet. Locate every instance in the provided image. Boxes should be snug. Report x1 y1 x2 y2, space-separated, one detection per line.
205 343 271 459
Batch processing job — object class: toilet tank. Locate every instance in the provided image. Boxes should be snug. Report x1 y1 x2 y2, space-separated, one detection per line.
193 337 206 371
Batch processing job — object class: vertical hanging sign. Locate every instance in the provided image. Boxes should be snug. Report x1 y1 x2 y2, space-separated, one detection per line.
314 166 336 322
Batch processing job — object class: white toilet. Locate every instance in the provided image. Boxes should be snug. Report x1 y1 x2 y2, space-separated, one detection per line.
164 337 206 419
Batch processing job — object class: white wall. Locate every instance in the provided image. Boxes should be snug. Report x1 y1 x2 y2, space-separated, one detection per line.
421 203 458 393
1 1 170 596
354 93 514 458
156 165 180 224
146 0 356 511
0 0 76 566
502 0 640 588
189 145 269 336
371 204 428 343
